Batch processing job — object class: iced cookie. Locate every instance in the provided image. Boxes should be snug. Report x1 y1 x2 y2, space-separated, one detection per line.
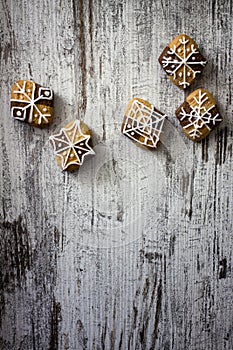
121 98 166 149
11 80 54 127
158 34 207 89
49 120 95 171
175 88 222 141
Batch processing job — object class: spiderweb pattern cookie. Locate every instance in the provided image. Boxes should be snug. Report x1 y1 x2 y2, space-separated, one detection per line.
121 98 166 149
49 120 95 171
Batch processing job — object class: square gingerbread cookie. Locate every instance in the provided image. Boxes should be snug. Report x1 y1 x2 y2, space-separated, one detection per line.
11 80 54 127
121 98 166 149
176 88 222 141
158 34 207 89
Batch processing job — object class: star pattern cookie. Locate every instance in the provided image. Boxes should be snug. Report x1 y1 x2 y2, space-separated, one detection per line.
176 88 222 141
158 34 207 89
121 98 166 149
11 80 54 127
49 120 95 171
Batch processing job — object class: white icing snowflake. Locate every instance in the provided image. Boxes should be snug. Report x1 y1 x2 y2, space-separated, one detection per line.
161 36 207 88
122 99 166 148
11 81 53 125
49 120 95 170
180 90 222 140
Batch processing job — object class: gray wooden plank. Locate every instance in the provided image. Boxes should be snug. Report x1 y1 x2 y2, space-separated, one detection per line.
0 0 232 349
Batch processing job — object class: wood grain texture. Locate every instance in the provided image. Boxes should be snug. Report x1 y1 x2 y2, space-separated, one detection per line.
0 0 232 349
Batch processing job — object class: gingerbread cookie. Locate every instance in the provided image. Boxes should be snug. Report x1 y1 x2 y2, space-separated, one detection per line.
11 80 54 127
121 98 166 149
158 34 207 89
49 120 95 171
175 88 222 141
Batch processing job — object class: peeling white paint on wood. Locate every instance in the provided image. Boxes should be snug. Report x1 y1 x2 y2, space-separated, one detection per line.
0 0 232 349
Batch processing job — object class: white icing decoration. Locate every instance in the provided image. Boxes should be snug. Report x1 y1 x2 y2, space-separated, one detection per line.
161 36 207 88
49 120 95 170
11 81 53 124
11 107 27 121
180 90 222 140
122 99 166 148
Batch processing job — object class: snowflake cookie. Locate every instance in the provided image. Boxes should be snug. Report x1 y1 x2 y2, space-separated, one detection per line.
158 34 207 89
49 120 95 171
176 88 222 141
121 98 166 149
11 80 54 127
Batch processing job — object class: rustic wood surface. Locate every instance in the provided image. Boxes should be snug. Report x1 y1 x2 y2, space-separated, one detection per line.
0 0 232 349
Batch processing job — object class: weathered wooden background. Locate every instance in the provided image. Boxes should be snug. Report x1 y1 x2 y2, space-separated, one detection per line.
0 0 232 349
